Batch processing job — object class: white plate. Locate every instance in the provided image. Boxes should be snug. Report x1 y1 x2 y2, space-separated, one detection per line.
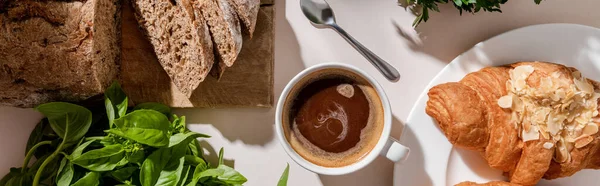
393 23 600 186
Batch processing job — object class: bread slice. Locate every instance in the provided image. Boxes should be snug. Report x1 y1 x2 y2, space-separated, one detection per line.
228 0 260 38
131 0 214 97
198 0 243 69
0 0 120 107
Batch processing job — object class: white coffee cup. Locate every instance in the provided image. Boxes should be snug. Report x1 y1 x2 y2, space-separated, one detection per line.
275 62 410 175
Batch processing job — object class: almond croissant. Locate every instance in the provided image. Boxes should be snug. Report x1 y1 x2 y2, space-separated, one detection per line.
426 62 600 185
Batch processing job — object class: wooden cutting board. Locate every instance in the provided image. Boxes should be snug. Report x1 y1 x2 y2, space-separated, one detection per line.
120 2 274 108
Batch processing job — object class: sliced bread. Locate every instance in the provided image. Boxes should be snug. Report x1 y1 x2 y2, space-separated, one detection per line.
0 0 120 107
228 0 260 38
131 0 214 97
198 0 243 69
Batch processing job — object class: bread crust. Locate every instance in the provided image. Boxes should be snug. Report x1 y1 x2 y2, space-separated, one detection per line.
0 0 120 107
131 0 214 97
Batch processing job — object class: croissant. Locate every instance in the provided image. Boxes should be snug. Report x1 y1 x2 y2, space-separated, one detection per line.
426 62 600 185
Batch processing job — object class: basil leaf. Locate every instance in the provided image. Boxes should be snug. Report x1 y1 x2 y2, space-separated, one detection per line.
277 164 290 186
28 154 60 182
109 110 170 147
0 168 23 186
133 103 171 116
171 115 186 133
105 82 128 127
155 156 185 186
4 173 30 186
26 119 59 159
140 147 169 186
184 155 206 168
169 132 210 148
188 139 203 158
177 165 192 186
186 167 223 186
127 150 146 165
141 141 189 186
218 148 224 166
111 166 138 183
26 119 46 156
213 165 247 185
71 172 100 186
56 158 75 186
71 144 126 171
70 139 98 160
35 102 92 145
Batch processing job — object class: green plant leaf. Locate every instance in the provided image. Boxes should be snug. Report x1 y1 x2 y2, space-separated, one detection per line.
186 167 222 186
141 141 189 186
218 148 224 166
71 172 100 186
56 158 75 186
105 82 128 127
28 153 60 182
183 155 207 168
71 144 126 172
133 103 171 116
140 147 169 186
187 165 246 186
26 119 46 156
0 168 24 186
35 102 92 145
70 139 98 160
214 165 247 185
127 149 146 165
111 166 138 183
177 166 192 186
155 156 185 186
169 132 210 148
3 171 31 186
188 140 203 158
109 110 171 147
277 164 290 186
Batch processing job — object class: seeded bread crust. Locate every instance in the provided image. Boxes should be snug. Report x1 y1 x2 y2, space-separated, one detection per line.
0 0 121 108
228 0 259 38
198 0 242 69
131 0 214 97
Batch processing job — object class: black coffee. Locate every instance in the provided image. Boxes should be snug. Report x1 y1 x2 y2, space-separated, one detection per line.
292 78 370 153
284 70 384 167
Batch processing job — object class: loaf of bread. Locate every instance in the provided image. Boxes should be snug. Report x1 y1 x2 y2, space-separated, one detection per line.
131 0 214 97
0 0 121 107
229 0 260 38
199 0 243 78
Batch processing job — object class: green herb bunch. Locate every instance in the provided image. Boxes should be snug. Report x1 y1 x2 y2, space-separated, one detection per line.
408 0 543 26
0 82 248 186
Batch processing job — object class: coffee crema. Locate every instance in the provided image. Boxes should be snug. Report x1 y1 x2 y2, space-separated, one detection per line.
282 69 384 167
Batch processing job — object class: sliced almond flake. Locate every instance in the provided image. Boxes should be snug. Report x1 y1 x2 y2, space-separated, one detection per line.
565 135 577 143
552 71 562 78
513 96 524 112
515 79 527 91
575 78 594 94
523 120 532 132
556 89 566 99
498 95 513 109
547 112 564 135
555 139 570 163
572 71 582 79
522 125 540 142
575 135 594 148
543 142 555 149
582 123 599 136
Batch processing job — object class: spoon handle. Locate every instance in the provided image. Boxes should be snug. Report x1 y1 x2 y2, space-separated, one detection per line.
330 23 400 82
